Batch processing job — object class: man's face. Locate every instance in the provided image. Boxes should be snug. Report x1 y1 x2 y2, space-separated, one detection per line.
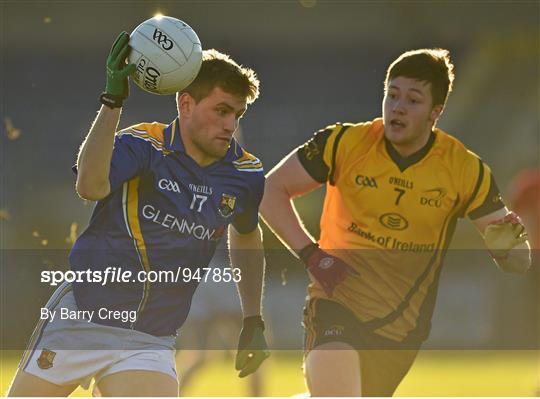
383 76 442 155
181 86 247 163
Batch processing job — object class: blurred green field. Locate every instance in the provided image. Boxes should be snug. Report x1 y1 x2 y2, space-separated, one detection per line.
1 350 538 396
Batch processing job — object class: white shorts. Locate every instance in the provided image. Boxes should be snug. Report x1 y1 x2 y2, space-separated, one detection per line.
20 283 177 390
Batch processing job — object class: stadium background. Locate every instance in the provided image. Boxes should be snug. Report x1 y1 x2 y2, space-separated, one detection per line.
1 0 538 396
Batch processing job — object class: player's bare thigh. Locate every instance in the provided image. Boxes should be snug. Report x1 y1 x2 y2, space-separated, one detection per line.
97 370 178 397
7 370 78 397
304 341 361 397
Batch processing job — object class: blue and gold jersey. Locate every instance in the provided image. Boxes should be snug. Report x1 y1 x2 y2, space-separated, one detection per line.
297 118 504 343
69 119 264 336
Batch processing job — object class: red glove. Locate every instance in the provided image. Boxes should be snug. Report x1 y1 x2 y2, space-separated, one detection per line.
298 243 358 297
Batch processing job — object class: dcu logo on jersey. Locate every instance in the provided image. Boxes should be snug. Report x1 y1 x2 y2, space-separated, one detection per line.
420 188 446 208
218 194 236 218
324 324 345 337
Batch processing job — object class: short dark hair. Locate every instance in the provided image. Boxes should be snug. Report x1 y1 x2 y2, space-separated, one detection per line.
385 48 455 107
180 49 260 104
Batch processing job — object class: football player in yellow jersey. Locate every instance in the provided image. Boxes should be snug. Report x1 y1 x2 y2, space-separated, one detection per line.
260 48 532 396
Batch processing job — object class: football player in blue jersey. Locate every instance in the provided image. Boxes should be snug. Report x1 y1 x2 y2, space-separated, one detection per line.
9 32 268 396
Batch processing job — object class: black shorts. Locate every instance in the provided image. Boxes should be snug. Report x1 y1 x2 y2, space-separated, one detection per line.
303 298 419 396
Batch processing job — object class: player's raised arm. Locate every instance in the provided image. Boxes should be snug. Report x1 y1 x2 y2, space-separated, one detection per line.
228 224 269 378
473 208 532 274
76 32 135 200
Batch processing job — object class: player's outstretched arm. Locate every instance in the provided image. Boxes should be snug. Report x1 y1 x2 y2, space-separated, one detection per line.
229 224 269 377
260 150 322 252
76 32 135 201
260 151 357 296
473 208 532 274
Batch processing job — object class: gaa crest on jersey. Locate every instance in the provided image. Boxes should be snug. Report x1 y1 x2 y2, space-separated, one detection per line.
218 194 236 217
37 348 56 369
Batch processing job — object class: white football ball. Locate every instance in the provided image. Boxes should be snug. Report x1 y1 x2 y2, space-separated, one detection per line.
128 16 202 95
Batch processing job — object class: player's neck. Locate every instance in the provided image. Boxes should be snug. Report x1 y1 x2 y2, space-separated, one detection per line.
184 142 218 168
187 150 216 168
178 125 219 167
390 129 432 158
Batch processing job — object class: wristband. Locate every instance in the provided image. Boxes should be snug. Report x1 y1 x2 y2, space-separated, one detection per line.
99 92 124 109
298 242 319 263
243 315 265 331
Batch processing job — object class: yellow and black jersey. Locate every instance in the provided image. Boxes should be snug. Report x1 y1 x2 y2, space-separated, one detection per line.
296 118 504 344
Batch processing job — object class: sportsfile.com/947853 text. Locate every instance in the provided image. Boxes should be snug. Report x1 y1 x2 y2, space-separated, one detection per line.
40 267 242 286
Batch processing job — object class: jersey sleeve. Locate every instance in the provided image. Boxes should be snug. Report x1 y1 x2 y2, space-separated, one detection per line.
297 124 350 184
296 127 333 183
232 171 265 234
461 154 505 219
108 128 152 192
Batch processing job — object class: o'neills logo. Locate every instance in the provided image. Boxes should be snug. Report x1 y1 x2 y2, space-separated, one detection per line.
142 204 215 240
135 58 161 92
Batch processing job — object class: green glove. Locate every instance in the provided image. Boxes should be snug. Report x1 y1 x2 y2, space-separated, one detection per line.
235 316 270 378
103 32 136 106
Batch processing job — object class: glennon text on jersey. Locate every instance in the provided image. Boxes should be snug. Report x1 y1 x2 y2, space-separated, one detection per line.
142 204 216 240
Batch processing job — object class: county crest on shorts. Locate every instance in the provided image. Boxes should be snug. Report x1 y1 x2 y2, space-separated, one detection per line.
37 348 56 369
219 194 236 217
